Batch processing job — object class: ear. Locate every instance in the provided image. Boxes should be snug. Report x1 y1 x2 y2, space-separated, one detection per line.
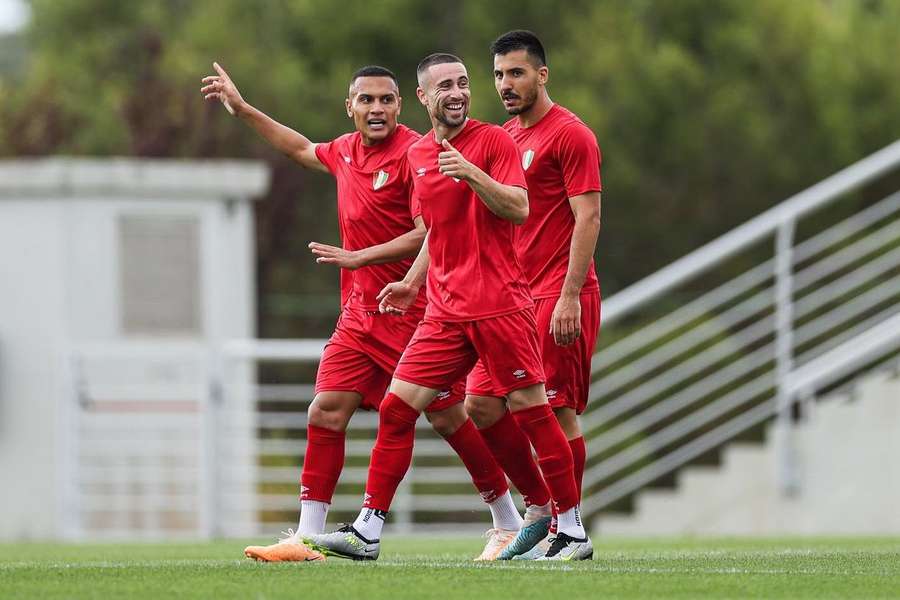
345 97 353 118
396 95 402 116
538 65 549 86
416 87 428 106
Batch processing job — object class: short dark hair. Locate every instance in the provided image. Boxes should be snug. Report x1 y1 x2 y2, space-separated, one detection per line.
350 65 398 88
416 52 464 86
490 30 546 67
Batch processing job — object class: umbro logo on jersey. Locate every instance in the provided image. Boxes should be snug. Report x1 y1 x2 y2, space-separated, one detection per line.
513 369 527 379
451 177 460 183
416 167 427 176
342 155 351 164
373 170 389 190
522 149 535 170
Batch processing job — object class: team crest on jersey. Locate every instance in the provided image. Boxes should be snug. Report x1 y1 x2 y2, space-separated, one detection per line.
373 170 389 190
522 149 535 171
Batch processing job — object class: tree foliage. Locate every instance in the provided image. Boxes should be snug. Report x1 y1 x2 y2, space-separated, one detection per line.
2 0 899 335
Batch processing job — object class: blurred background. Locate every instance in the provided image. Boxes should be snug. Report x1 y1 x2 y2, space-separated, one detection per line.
1 0 899 541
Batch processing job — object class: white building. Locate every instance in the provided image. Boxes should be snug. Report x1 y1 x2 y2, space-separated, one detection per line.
0 158 269 540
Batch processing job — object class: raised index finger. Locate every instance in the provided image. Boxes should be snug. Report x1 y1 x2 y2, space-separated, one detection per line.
213 61 228 78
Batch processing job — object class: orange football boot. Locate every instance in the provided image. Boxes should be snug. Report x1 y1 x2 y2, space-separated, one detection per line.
244 529 326 562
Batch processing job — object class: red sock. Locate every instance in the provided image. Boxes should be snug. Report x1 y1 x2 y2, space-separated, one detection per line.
300 424 345 503
479 410 551 507
512 404 579 513
569 436 586 501
363 393 420 511
444 418 509 503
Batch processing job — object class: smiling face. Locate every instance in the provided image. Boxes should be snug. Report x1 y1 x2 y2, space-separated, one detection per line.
493 49 547 116
416 61 470 128
346 76 401 145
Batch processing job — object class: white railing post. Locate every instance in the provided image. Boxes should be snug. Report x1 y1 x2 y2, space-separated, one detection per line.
774 218 799 496
393 465 415 535
200 350 223 539
57 350 82 540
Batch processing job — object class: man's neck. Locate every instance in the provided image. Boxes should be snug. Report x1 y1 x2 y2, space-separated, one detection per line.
432 118 468 144
517 91 554 129
360 126 396 147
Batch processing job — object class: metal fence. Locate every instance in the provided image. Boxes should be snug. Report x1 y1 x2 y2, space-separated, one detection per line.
62 139 900 538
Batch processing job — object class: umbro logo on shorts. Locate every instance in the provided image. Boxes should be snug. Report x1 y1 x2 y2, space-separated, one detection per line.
546 389 558 398
513 369 527 379
436 390 451 399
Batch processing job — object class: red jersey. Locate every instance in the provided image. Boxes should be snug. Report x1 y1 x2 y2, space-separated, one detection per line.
504 104 602 299
315 124 426 311
407 119 532 321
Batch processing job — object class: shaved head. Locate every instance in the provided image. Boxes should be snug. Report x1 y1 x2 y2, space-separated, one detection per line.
416 52 464 89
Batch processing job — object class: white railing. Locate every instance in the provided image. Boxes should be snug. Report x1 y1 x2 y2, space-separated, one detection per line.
64 339 493 538
62 139 900 537
580 138 900 517
582 310 900 516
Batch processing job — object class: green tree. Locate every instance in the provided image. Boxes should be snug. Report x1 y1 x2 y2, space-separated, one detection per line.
2 0 899 334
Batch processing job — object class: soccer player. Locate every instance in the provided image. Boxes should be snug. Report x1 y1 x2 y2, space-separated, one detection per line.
304 53 592 562
201 62 522 562
465 31 603 560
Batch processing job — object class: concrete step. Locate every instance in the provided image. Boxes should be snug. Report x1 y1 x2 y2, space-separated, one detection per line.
594 365 900 535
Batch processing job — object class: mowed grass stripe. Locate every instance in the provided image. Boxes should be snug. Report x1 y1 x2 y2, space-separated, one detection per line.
1 537 898 600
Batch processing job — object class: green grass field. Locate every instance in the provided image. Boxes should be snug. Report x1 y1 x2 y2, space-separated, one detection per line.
2 536 899 599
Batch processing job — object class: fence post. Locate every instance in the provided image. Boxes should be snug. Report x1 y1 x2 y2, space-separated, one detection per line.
200 349 223 539
774 217 799 496
57 350 82 540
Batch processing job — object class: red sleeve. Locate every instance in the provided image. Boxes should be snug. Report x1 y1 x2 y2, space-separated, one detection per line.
407 161 422 219
485 127 528 189
314 139 340 175
556 122 602 197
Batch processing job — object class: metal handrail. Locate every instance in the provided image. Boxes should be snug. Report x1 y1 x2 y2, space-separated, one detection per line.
602 139 900 324
587 272 900 456
585 311 900 514
585 254 899 470
584 315 775 431
592 190 900 378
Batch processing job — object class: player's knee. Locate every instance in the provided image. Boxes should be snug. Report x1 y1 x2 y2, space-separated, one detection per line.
464 395 505 429
425 405 467 437
307 394 355 432
506 384 547 413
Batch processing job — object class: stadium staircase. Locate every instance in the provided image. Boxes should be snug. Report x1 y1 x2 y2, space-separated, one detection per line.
596 356 900 535
63 139 900 539
577 138 900 530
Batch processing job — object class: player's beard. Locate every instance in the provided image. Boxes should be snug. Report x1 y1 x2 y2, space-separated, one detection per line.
502 86 538 115
434 99 468 128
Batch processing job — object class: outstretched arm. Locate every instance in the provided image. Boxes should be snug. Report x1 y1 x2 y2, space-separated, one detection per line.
309 217 427 270
201 62 328 173
438 139 528 224
377 231 431 314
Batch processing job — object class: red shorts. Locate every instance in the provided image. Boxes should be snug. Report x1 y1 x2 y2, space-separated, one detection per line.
395 308 545 400
315 307 463 412
466 291 600 414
